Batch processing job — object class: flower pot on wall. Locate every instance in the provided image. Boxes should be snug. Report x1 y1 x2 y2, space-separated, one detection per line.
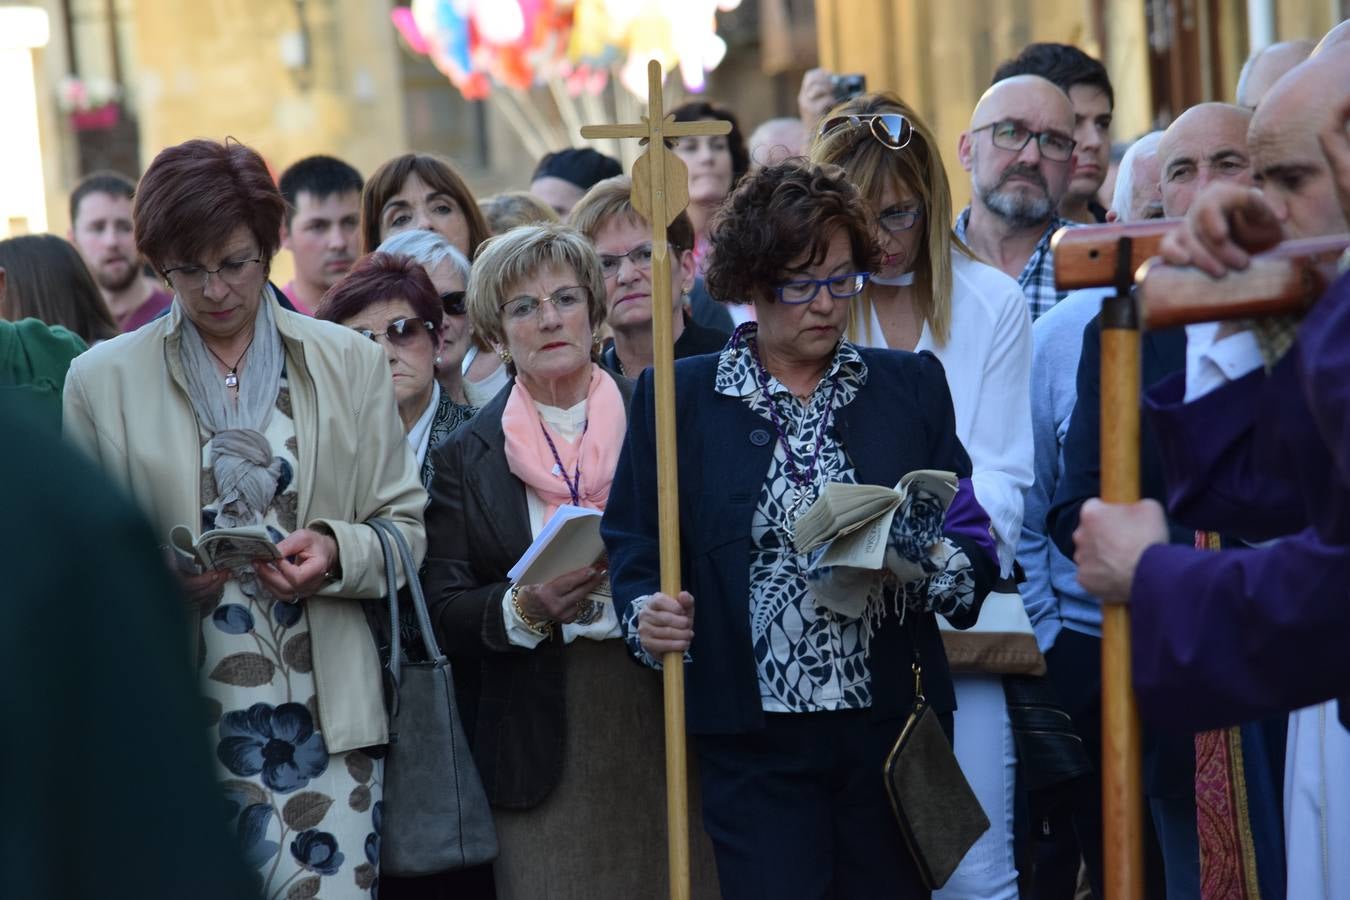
69 102 121 131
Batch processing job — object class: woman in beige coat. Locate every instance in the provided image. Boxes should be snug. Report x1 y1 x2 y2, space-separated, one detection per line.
62 139 425 900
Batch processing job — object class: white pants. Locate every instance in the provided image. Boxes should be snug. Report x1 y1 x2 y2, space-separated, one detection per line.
1285 701 1350 900
934 674 1019 900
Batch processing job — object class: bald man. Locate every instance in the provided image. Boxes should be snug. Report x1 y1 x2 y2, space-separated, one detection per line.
1157 103 1254 217
1235 39 1314 108
1074 50 1350 896
1074 48 1350 729
956 75 1077 320
1048 105 1281 900
748 117 807 172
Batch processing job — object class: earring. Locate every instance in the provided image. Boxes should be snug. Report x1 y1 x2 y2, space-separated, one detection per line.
434 354 443 366
497 348 513 365
592 332 603 352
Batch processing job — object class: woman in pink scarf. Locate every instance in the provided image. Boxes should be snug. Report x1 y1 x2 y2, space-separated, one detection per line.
421 223 719 899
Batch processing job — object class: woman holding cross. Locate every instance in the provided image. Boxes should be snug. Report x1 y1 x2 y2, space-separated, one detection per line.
602 161 1000 897
422 223 720 899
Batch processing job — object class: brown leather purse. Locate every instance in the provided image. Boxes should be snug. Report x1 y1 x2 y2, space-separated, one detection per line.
883 660 990 890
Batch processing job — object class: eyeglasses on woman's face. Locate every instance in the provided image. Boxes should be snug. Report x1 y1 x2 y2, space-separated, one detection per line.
599 244 655 279
973 120 1076 162
352 316 436 346
774 271 870 305
878 207 923 234
163 255 263 294
499 285 590 321
819 113 914 150
441 290 467 317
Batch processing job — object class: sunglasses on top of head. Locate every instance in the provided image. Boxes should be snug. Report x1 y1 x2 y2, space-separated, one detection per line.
353 316 436 346
818 113 914 150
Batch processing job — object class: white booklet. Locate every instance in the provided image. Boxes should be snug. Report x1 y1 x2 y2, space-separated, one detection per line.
508 505 607 587
795 470 960 571
170 524 281 572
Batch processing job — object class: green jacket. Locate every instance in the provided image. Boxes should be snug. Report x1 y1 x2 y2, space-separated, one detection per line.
0 318 86 431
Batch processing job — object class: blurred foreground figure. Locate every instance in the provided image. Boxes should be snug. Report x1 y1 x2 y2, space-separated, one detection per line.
0 397 258 899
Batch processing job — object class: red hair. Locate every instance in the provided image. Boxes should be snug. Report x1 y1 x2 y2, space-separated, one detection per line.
133 139 285 272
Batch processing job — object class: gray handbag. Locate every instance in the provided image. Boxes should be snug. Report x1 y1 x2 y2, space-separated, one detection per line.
368 518 498 877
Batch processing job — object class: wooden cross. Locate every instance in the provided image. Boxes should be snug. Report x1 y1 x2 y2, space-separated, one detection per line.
581 60 729 900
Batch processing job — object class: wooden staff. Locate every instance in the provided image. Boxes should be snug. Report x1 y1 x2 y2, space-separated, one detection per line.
582 61 730 900
1137 233 1350 328
1054 224 1147 899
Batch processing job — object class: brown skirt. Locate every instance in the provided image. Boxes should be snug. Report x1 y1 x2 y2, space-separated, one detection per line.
491 638 721 899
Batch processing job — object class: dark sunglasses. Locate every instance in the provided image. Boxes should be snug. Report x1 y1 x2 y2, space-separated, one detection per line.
441 290 467 317
819 113 914 150
353 316 436 346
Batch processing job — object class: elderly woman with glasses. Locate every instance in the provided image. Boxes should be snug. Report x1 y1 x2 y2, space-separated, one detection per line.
422 222 720 899
601 161 1000 898
376 229 476 410
568 175 729 378
813 93 1034 900
62 139 425 898
316 251 471 488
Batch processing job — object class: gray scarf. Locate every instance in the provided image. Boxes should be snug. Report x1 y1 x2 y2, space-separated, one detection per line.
177 290 286 528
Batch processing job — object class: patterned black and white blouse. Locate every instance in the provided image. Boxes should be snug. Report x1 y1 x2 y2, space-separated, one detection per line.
716 328 871 713
619 328 983 713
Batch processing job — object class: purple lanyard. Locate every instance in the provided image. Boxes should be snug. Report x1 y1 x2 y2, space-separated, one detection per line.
540 421 585 507
745 335 839 511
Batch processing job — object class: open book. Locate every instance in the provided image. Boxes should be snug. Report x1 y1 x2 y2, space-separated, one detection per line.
508 505 607 590
794 470 960 570
170 524 280 572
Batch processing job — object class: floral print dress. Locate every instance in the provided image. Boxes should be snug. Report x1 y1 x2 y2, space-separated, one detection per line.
198 375 382 900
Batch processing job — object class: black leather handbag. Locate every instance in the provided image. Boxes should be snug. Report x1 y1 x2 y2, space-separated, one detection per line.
368 518 498 877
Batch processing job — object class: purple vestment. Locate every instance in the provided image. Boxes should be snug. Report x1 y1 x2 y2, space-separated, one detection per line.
1132 269 1350 732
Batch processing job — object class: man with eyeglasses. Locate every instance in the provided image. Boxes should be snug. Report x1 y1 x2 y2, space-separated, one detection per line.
956 75 1077 322
993 44 1116 225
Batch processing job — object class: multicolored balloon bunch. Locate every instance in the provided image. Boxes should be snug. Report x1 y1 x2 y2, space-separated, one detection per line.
390 0 741 100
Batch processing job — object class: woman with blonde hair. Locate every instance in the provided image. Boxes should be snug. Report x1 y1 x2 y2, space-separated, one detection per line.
813 91 1034 900
423 222 719 899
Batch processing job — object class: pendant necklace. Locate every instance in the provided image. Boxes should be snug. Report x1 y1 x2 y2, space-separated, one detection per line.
206 335 255 390
745 334 839 538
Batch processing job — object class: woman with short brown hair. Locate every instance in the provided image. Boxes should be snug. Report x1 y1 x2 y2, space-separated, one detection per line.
603 161 999 897
63 137 425 899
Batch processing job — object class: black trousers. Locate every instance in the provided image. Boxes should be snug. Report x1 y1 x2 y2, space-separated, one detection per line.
694 709 933 900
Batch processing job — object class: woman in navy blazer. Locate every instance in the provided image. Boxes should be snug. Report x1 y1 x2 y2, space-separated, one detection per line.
602 162 999 899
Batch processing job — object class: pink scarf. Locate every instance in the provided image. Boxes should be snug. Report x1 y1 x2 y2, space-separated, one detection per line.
501 364 626 520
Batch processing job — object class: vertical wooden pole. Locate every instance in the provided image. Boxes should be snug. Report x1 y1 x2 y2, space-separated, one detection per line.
584 60 729 900
1099 285 1145 900
642 62 690 900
